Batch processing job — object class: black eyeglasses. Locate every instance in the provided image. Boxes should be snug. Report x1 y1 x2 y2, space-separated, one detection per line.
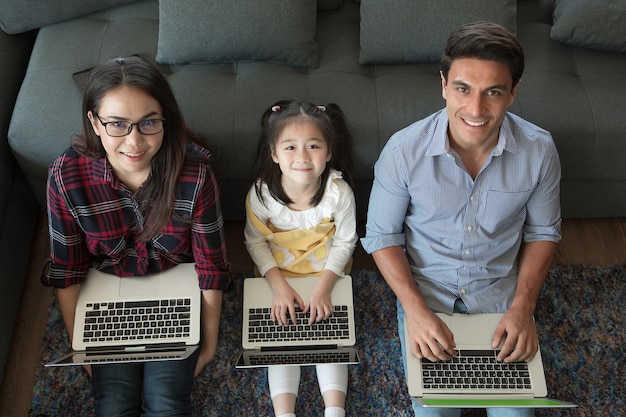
95 114 166 137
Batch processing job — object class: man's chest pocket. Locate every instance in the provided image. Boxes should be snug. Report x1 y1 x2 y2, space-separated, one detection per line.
479 190 532 234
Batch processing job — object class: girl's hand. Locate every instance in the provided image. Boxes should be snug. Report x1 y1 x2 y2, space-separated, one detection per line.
304 271 338 325
270 280 305 326
264 267 305 326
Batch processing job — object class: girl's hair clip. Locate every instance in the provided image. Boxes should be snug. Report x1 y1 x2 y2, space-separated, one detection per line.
317 105 326 112
271 105 281 112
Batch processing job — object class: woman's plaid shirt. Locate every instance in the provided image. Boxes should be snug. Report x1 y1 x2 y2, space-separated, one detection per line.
42 143 231 291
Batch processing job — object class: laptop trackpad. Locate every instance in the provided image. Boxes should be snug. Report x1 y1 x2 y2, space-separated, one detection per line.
119 276 159 297
449 314 493 345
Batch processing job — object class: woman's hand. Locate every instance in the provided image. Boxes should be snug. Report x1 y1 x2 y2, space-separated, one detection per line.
57 287 95 376
194 289 222 377
194 344 217 377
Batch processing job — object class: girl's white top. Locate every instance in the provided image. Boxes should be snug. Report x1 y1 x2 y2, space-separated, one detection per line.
244 169 358 277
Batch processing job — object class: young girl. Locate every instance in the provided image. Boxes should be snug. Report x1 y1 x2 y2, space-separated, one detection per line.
42 56 231 416
244 100 357 417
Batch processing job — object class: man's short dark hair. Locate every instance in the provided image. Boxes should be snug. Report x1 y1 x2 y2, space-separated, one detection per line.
440 21 525 90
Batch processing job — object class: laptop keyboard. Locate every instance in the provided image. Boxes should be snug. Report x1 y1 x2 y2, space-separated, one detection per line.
82 299 192 344
247 306 351 343
422 350 532 391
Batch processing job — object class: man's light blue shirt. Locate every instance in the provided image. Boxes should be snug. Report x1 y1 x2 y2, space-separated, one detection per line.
361 109 562 315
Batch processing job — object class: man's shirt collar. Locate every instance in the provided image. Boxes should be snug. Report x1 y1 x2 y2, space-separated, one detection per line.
426 110 520 157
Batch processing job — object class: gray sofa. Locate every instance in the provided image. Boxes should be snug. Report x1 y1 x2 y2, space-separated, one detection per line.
0 28 38 386
1 0 626 385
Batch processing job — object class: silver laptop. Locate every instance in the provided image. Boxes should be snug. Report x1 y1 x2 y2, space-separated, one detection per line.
46 262 201 367
236 275 359 368
404 313 576 408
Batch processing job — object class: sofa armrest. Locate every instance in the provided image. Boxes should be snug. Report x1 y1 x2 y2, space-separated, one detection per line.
0 28 37 213
0 27 39 386
0 0 141 34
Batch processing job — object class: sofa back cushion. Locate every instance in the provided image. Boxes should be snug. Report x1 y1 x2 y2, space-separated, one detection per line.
0 0 139 34
359 0 517 64
551 0 626 53
156 0 318 68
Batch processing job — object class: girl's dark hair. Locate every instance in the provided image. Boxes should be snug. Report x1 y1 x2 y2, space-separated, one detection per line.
253 100 353 207
440 21 525 90
73 55 202 241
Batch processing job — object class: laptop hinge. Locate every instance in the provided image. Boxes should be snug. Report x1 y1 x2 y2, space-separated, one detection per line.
85 342 187 353
259 344 339 352
425 393 535 399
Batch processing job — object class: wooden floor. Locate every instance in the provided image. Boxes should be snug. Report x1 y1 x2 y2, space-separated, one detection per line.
1 215 626 416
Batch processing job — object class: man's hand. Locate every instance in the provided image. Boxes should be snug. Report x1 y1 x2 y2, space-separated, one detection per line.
406 308 457 362
492 305 538 362
492 240 558 362
371 246 457 361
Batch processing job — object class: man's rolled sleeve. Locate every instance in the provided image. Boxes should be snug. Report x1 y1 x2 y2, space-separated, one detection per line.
361 232 406 254
523 136 562 244
361 145 411 254
522 222 562 244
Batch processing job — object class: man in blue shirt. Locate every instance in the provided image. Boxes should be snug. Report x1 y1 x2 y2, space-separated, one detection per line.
361 22 561 417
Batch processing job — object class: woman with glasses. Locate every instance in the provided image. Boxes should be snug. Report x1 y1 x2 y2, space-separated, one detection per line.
41 56 231 417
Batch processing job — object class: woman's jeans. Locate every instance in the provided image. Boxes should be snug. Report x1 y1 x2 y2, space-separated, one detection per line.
91 348 199 417
397 300 534 417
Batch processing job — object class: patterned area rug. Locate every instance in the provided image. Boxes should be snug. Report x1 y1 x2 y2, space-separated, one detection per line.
30 265 625 417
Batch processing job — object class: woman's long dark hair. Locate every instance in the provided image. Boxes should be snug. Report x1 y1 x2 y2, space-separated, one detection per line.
253 100 353 207
73 56 199 241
